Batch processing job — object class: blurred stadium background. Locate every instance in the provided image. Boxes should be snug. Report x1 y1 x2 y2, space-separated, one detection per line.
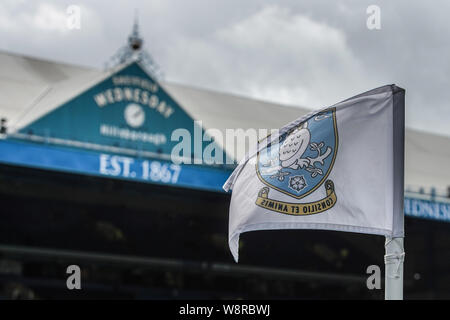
0 22 449 300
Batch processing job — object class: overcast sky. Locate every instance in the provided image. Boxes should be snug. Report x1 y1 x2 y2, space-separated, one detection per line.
1 0 449 137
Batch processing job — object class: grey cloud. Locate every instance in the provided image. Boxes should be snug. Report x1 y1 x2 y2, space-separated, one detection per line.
0 0 449 136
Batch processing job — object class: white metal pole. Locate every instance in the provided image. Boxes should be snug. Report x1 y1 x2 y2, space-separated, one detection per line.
384 237 405 300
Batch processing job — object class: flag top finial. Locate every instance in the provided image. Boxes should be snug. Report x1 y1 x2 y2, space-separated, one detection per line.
128 10 143 51
105 10 163 79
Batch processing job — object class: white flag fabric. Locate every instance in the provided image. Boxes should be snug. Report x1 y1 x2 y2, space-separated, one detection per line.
223 85 405 262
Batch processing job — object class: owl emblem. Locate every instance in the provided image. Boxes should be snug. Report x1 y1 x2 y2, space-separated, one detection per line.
279 122 311 170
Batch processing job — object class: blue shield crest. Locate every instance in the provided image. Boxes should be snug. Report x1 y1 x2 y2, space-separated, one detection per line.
257 108 338 199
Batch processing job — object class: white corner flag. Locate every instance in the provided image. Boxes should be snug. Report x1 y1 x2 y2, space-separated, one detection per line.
223 85 405 275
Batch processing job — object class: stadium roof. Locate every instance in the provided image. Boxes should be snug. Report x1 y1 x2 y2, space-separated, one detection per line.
0 49 449 194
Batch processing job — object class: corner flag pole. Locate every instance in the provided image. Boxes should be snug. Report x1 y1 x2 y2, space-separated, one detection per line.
384 85 405 300
384 237 405 300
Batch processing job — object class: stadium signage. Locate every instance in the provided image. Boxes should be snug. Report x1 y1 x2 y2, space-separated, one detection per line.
404 197 450 222
16 62 216 157
99 154 182 184
93 76 175 119
0 139 230 192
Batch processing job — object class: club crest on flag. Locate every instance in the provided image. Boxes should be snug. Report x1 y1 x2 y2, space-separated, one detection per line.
255 108 338 215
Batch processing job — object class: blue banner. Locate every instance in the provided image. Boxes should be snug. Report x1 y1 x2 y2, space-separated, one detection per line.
0 139 231 193
404 197 450 223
